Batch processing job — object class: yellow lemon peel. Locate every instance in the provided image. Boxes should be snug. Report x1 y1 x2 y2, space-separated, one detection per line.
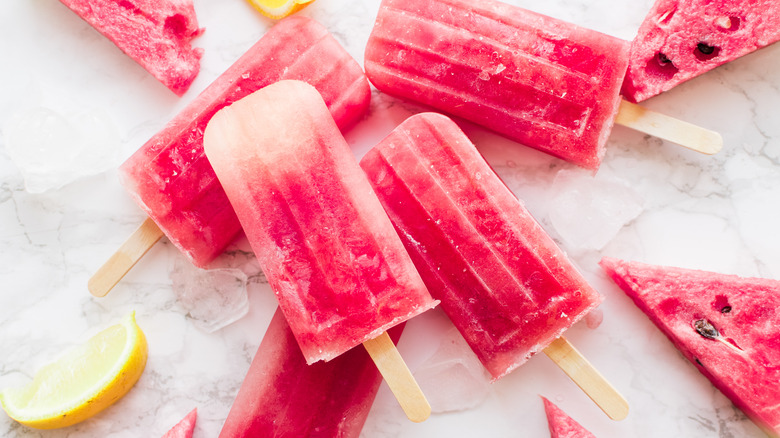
246 0 314 19
0 312 148 429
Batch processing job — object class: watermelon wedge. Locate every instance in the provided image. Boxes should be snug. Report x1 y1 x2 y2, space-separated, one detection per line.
58 0 204 96
600 257 780 437
161 408 197 438
621 0 780 102
542 396 596 438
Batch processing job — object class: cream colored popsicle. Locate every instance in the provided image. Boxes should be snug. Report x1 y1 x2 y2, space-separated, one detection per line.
203 80 437 422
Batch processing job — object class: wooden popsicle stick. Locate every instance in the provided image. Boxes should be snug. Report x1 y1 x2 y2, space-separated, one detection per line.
88 217 164 297
615 99 723 155
363 331 431 423
544 336 629 421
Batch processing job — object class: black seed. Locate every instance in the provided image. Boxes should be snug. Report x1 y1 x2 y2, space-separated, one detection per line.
721 306 732 313
657 53 673 65
697 42 716 55
695 358 703 367
694 319 720 339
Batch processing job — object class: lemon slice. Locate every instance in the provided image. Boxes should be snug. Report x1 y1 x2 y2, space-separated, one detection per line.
246 0 315 19
0 312 148 429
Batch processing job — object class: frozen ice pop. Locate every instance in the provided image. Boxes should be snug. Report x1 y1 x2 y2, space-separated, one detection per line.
360 112 600 378
600 257 780 437
360 113 627 419
90 16 370 297
365 0 629 170
622 0 780 103
59 0 203 96
203 80 436 421
364 0 722 170
219 309 403 438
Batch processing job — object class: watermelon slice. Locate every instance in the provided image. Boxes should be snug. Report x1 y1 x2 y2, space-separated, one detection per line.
621 0 780 102
600 257 780 437
58 0 204 96
161 408 197 438
542 396 596 438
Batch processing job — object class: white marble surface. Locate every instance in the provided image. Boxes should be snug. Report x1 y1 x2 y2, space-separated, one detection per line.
1 0 778 437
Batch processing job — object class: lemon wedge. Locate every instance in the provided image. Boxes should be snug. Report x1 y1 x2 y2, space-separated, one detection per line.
0 312 148 429
245 0 315 19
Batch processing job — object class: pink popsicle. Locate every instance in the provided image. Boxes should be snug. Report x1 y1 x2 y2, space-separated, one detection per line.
204 80 436 422
364 0 629 170
360 112 601 380
219 309 403 438
119 16 370 269
203 80 436 364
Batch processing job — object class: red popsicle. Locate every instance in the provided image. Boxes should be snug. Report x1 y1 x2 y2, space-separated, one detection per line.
90 16 370 297
360 112 627 420
219 309 403 437
203 80 437 422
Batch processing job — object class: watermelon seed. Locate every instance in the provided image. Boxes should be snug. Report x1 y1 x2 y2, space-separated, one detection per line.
695 43 721 61
694 319 719 339
721 306 732 313
656 53 674 66
697 43 715 55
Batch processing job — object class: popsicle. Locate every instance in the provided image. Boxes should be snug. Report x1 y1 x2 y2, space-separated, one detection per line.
89 16 370 297
360 112 627 420
59 0 203 96
364 0 722 170
220 308 403 437
600 257 780 437
622 0 780 103
203 80 437 422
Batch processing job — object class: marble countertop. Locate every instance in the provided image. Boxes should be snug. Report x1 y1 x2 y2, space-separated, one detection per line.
1 0 778 437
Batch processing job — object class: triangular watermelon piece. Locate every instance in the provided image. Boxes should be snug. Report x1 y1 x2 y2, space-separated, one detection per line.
600 257 780 437
621 0 780 102
58 0 204 96
542 396 596 438
161 408 197 438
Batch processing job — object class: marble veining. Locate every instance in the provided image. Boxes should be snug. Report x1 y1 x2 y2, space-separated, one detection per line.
1 0 778 437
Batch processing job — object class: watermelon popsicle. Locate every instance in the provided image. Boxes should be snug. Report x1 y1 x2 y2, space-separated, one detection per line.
360 113 627 420
203 80 438 422
89 16 370 297
364 0 722 170
220 308 403 437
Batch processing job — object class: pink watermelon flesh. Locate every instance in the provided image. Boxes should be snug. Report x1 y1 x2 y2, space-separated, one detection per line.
622 0 780 102
58 0 203 96
161 408 197 438
542 397 596 438
600 257 780 437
